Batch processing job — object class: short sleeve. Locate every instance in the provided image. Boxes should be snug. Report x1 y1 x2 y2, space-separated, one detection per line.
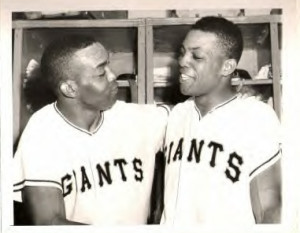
244 102 281 180
13 117 63 202
142 104 169 152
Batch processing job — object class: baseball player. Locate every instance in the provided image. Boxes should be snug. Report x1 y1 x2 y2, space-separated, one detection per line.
161 16 281 225
13 35 169 225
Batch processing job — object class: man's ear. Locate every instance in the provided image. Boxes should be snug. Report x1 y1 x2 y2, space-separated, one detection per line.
222 59 237 76
59 80 77 98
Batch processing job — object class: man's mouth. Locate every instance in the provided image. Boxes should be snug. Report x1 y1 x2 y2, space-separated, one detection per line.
179 73 193 83
111 83 118 94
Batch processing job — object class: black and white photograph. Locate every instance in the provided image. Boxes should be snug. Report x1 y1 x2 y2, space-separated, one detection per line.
1 1 299 233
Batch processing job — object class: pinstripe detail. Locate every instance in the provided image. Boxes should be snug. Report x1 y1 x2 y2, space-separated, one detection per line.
210 94 238 112
13 179 62 189
194 104 202 121
158 104 171 115
13 188 23 192
249 150 281 177
53 102 104 135
193 95 239 121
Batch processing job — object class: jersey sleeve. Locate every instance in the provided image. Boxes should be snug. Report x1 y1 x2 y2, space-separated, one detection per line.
13 116 63 202
144 104 170 153
244 102 282 180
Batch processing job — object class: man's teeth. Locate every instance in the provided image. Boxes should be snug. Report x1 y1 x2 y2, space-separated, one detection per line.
181 74 191 80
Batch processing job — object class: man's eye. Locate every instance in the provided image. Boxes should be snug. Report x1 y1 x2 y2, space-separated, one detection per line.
193 55 204 60
98 72 106 78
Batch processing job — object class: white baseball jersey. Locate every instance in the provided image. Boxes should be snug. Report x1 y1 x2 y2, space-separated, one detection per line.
14 100 168 225
161 94 281 225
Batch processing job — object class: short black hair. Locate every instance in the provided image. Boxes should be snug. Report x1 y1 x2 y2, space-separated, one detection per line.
40 34 98 94
191 16 243 62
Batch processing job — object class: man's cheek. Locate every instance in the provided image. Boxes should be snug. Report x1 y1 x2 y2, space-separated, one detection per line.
87 83 106 96
94 82 108 93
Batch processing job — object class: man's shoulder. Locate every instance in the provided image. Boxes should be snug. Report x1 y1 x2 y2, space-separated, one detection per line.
30 102 55 118
234 96 280 129
15 102 58 154
24 103 57 131
105 101 169 129
107 100 135 112
237 96 277 117
171 98 194 114
108 100 166 115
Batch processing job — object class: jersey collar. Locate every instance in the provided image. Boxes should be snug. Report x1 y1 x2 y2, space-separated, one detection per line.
194 94 240 120
53 102 104 136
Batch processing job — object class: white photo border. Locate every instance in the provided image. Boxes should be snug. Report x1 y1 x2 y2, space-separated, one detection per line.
1 0 300 232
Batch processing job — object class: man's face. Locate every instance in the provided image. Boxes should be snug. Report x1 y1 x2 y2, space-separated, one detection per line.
178 30 227 97
69 42 118 111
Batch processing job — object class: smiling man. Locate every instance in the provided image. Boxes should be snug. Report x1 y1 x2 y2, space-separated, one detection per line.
13 35 168 225
161 16 282 225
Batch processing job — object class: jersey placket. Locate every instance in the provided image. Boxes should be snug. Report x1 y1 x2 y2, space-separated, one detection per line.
87 124 108 200
172 104 203 224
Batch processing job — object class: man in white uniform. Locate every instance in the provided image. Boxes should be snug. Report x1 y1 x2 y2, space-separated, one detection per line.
13 35 168 225
161 16 281 225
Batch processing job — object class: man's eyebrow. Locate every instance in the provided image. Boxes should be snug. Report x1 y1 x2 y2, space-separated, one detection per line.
96 60 108 69
190 47 202 51
181 46 202 51
191 47 210 56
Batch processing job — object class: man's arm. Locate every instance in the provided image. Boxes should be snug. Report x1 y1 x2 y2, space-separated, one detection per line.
250 159 281 223
22 186 86 225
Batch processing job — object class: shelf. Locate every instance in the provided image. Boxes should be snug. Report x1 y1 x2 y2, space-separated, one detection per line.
153 79 273 87
117 80 131 87
146 15 281 26
12 19 144 29
231 79 273 85
154 82 174 87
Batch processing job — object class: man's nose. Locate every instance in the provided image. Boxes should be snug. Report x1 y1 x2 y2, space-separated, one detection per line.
105 66 116 82
178 52 190 68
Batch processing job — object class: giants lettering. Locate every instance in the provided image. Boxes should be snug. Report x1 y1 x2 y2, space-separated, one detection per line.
133 158 143 181
187 139 204 163
81 166 92 192
225 152 243 183
62 174 72 197
165 138 243 183
61 157 144 197
96 162 112 187
173 138 184 161
114 159 128 181
208 141 224 167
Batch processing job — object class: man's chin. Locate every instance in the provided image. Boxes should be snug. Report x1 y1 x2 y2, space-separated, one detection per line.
101 99 117 111
180 85 192 96
108 99 117 109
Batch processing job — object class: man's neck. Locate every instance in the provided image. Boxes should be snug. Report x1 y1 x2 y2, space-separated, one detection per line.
56 100 102 132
